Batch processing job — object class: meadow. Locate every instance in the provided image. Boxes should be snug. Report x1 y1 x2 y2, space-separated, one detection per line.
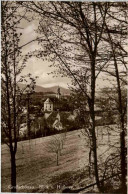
1 125 119 193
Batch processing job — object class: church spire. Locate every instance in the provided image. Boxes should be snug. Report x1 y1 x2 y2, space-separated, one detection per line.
56 86 61 99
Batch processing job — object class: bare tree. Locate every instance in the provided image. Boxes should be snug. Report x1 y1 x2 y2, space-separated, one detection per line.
1 2 37 192
98 3 127 192
46 133 66 166
21 2 110 191
16 2 127 192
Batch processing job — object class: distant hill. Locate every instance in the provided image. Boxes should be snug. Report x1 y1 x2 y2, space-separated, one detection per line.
18 84 70 95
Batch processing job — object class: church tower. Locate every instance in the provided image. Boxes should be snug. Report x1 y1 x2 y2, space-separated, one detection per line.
56 86 61 99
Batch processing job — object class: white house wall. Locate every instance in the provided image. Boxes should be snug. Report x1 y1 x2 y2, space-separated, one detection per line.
44 103 53 112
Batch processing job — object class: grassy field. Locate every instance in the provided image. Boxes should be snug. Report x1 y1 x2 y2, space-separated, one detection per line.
1 126 119 193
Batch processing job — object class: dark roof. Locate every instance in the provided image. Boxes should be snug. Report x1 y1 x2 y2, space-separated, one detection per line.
46 111 71 127
44 98 53 104
42 96 60 103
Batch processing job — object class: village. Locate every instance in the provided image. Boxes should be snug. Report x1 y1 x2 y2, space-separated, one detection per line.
17 86 82 140
2 83 122 144
7 86 121 142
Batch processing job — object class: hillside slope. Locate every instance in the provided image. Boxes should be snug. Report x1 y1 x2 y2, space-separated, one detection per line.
18 83 70 94
1 126 119 193
1 130 88 192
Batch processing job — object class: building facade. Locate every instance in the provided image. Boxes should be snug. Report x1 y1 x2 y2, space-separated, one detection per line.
44 98 53 112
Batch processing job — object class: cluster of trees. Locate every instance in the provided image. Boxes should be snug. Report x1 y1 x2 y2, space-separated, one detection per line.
1 1 127 193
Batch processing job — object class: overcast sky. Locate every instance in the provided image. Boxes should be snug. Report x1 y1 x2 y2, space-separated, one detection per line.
19 19 72 89
19 17 117 90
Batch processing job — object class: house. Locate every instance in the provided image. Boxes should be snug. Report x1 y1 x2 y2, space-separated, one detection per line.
19 123 27 138
44 98 53 112
45 111 80 132
53 112 63 131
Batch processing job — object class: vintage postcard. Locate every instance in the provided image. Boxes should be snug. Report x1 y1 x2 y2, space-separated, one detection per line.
1 1 127 193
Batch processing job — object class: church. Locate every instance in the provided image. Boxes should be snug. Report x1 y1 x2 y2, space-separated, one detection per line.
44 86 61 112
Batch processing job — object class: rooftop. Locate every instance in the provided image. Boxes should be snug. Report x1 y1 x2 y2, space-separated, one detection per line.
44 98 53 104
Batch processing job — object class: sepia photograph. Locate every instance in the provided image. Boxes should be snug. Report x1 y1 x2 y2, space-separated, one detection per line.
1 1 127 193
